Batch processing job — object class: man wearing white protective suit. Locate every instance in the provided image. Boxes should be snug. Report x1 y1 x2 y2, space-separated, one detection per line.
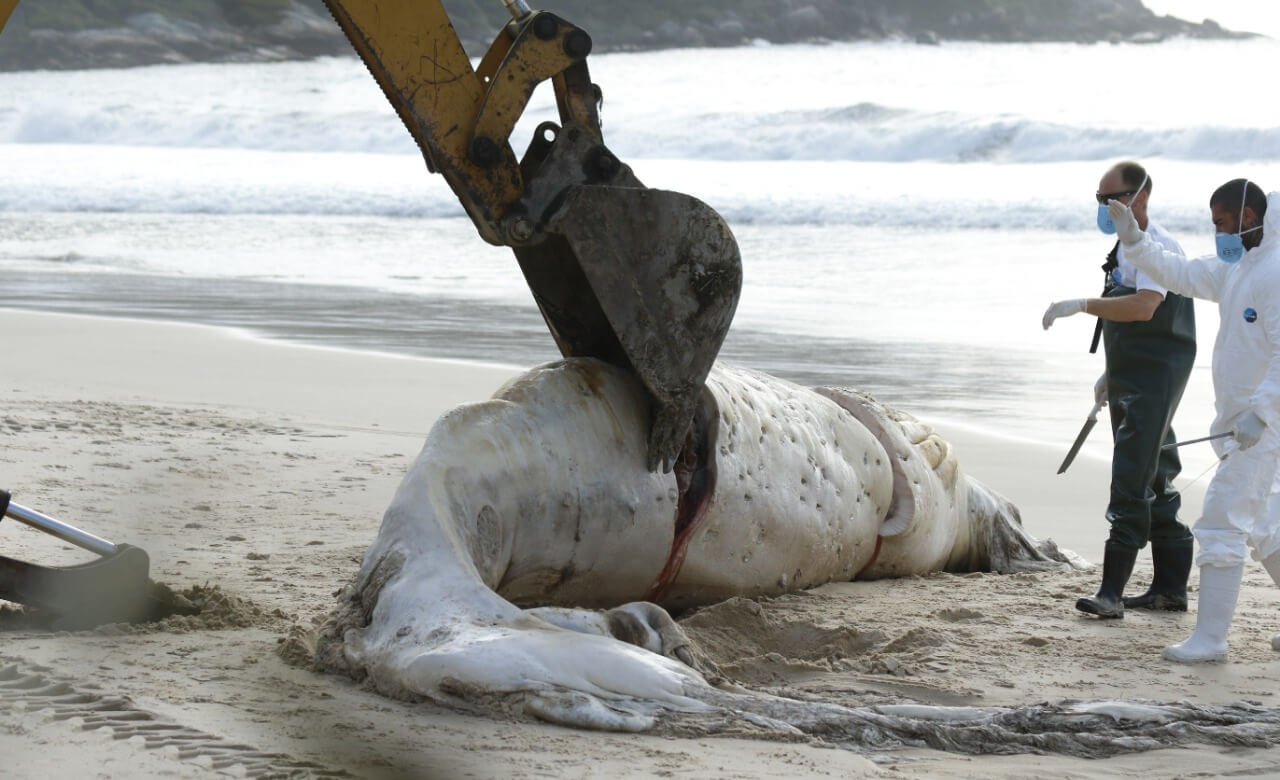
1042 161 1196 620
1108 179 1280 663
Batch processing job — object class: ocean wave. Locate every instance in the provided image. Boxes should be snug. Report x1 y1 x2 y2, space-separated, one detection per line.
5 96 1280 164
5 102 419 156
0 141 1267 235
609 104 1280 164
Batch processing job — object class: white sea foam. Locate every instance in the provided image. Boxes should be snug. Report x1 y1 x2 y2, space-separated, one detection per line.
4 143 1275 236
3 40 1278 165
6 89 1278 165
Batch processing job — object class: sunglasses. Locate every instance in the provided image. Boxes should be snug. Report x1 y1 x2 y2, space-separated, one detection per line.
1095 190 1137 205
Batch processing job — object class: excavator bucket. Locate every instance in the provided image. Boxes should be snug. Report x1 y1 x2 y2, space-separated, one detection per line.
509 118 741 470
520 185 741 469
323 0 743 470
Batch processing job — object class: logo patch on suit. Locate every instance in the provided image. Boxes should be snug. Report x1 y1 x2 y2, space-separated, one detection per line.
1244 307 1258 323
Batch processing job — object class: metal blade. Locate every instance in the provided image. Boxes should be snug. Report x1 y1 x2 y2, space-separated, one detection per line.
0 490 199 628
1057 401 1105 474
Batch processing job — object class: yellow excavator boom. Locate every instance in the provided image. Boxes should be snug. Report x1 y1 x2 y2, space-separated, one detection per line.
325 0 742 472
0 0 743 472
0 0 17 34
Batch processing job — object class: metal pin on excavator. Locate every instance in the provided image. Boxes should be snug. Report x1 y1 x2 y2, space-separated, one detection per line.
0 1 741 624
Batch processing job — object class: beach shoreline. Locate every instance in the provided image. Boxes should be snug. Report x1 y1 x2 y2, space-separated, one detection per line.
3 261 1215 477
6 308 1280 779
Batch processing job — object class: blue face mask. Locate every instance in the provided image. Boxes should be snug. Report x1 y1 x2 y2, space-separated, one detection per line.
1216 179 1262 264
1215 232 1249 264
1097 205 1117 235
1096 173 1148 235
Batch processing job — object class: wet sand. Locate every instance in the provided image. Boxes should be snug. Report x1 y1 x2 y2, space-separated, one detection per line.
4 308 1279 779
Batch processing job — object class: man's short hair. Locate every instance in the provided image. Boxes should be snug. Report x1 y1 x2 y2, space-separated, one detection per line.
1113 161 1152 195
1210 179 1267 221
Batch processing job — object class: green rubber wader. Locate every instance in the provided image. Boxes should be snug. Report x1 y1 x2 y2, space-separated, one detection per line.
1101 284 1196 551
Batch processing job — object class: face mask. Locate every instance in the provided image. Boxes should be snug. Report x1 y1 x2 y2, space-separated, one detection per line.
1216 179 1262 264
1097 205 1116 235
1097 174 1148 235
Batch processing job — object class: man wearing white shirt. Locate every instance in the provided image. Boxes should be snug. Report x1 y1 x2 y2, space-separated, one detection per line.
1042 161 1197 620
1109 180 1280 662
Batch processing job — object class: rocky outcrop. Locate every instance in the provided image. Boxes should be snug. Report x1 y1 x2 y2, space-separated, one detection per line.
0 2 345 71
0 0 1254 72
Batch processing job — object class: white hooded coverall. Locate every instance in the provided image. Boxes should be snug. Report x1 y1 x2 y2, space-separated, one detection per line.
1125 192 1280 567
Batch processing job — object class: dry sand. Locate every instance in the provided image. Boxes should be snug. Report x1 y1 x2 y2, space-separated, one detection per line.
2 308 1279 778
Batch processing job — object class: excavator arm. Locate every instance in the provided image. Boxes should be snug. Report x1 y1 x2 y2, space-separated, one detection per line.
322 0 742 471
0 0 742 470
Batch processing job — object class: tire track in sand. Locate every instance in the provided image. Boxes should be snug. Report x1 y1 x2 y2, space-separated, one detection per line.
0 660 348 778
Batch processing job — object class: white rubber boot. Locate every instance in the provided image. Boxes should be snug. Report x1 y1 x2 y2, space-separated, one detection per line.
1263 553 1280 651
1163 563 1244 663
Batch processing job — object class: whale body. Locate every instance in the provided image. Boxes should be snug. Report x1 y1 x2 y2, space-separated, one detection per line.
315 359 1078 729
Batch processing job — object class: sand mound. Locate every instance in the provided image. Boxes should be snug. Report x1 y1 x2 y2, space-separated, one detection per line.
0 584 288 634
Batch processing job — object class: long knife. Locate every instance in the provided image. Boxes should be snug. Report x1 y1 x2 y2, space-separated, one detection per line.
1057 400 1105 474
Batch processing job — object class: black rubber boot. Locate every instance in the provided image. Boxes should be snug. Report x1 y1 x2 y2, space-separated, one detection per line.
1076 542 1138 619
1123 543 1192 611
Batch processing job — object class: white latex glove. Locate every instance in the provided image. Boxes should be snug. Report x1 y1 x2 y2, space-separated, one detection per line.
1232 410 1267 451
1106 200 1144 247
1042 299 1087 330
1094 372 1108 406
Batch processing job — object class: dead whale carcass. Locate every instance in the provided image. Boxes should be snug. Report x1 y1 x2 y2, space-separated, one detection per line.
314 359 1079 730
